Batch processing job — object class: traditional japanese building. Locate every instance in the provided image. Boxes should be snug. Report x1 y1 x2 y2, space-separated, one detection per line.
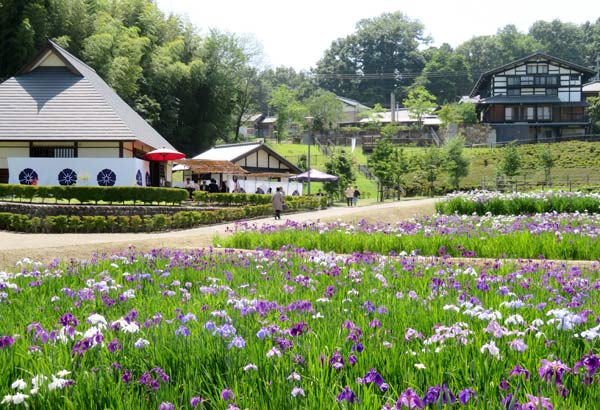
470 52 596 143
0 39 175 186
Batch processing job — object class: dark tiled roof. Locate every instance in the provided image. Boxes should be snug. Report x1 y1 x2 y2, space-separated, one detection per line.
0 40 174 150
470 52 597 97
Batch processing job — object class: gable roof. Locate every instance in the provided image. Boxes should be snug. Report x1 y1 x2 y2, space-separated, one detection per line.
470 51 597 97
337 96 369 109
193 142 302 173
0 40 174 150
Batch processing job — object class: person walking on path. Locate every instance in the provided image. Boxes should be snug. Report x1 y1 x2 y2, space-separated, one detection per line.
353 186 360 207
272 187 285 220
345 184 354 207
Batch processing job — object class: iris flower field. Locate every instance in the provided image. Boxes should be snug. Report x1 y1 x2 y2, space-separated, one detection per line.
1 191 600 409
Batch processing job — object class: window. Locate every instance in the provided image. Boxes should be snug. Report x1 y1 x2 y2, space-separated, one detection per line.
505 107 513 121
537 106 551 120
507 77 520 86
507 89 520 96
30 146 75 158
521 76 534 86
546 88 558 96
547 76 558 85
526 107 535 120
535 76 547 85
570 74 579 80
527 64 548 74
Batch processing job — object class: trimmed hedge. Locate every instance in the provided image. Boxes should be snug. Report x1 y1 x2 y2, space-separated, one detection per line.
193 191 329 209
0 195 326 232
0 184 188 205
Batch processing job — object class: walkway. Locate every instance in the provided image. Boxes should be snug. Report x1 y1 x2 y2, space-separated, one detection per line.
0 198 437 269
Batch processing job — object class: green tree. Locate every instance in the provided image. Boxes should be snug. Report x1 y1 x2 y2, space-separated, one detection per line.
539 146 555 186
403 86 437 126
304 90 343 133
269 85 303 142
499 142 522 188
315 11 429 107
444 135 469 190
325 150 355 200
438 103 477 125
587 96 600 134
414 44 472 103
529 20 587 65
417 147 444 196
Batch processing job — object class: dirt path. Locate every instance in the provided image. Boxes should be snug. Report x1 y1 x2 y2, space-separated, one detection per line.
0 198 437 269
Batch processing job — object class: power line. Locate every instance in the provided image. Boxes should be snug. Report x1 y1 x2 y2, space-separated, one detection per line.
311 70 487 81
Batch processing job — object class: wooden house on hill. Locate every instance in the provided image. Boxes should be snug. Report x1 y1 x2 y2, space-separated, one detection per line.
470 52 596 143
0 39 175 186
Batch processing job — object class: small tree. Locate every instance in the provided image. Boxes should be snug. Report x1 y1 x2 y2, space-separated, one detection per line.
499 142 521 190
418 147 444 196
367 138 395 201
587 96 600 133
444 135 469 190
539 146 554 187
325 151 355 200
403 86 437 126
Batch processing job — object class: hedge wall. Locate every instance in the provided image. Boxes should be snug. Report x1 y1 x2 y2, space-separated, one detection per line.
193 191 329 209
0 184 188 204
0 196 326 233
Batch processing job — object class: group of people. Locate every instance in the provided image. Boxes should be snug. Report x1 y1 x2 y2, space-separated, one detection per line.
183 177 228 199
344 184 361 207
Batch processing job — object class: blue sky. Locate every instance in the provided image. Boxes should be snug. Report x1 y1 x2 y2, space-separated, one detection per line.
155 0 598 70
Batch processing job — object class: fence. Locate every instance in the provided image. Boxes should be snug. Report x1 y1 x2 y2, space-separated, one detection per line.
480 174 600 192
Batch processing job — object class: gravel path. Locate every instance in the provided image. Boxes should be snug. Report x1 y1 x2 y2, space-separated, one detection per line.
0 198 437 269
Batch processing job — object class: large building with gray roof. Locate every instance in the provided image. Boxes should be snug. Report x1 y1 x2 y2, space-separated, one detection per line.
0 40 175 186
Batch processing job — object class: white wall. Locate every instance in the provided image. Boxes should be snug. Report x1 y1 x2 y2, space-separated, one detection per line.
78 141 121 158
8 157 150 186
0 143 29 168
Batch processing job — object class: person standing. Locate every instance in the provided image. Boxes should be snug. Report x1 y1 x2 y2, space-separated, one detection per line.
344 184 354 207
272 187 284 220
353 186 360 207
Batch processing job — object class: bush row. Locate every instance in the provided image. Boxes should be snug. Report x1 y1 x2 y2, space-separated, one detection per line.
193 191 329 209
0 184 188 204
436 195 600 215
0 196 326 232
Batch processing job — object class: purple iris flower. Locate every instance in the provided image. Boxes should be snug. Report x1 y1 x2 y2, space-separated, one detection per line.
336 386 359 403
221 388 235 401
290 320 309 336
396 388 423 409
190 397 205 407
458 388 476 405
107 338 122 353
539 359 571 385
358 368 388 392
509 364 530 381
574 350 600 384
158 402 174 410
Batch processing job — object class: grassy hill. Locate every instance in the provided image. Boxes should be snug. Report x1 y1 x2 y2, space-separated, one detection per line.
270 140 600 196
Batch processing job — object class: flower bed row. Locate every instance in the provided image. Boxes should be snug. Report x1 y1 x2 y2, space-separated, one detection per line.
217 212 600 260
1 248 599 409
0 184 188 205
436 190 600 215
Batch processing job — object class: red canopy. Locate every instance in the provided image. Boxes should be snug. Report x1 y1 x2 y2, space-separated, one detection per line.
144 148 186 161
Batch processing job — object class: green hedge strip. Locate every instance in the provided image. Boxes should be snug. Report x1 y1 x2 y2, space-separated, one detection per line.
0 184 188 204
192 191 329 209
0 196 325 233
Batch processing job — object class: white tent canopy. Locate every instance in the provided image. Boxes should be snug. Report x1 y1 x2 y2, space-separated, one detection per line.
289 169 338 182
